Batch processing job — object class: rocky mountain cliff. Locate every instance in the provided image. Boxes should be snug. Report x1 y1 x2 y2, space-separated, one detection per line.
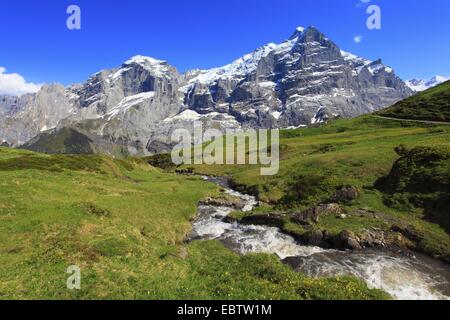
0 26 413 156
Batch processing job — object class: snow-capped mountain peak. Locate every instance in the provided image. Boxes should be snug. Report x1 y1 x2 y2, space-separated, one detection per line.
340 50 366 63
406 75 449 92
185 26 322 87
289 26 306 40
185 43 279 86
125 55 166 66
123 55 173 77
1 25 413 155
367 59 393 75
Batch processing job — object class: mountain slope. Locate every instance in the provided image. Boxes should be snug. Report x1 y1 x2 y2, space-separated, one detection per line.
21 125 133 156
21 127 95 154
0 26 413 155
378 80 450 122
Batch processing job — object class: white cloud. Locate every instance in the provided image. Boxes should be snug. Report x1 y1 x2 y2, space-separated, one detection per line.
0 67 42 96
354 35 363 44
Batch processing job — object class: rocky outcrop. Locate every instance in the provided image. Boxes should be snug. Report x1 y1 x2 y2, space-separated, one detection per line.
0 84 74 146
0 95 19 114
303 230 326 247
231 204 418 253
199 197 246 210
293 203 343 224
298 227 408 251
233 213 286 229
338 230 363 250
332 186 359 203
391 224 424 243
233 203 344 229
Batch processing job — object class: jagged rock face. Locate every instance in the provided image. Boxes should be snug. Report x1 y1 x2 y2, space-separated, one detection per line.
146 110 241 154
0 95 20 114
63 56 186 155
183 27 412 129
0 26 413 155
0 84 74 146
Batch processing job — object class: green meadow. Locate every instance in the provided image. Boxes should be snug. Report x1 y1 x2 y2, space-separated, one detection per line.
1 80 449 299
182 115 450 262
0 147 387 300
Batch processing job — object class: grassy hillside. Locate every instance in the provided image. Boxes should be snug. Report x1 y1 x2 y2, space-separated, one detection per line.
21 127 131 157
0 147 387 300
21 128 95 154
179 115 450 262
376 145 450 233
378 80 450 122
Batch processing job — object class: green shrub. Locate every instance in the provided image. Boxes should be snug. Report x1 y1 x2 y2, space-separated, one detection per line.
377 146 450 232
146 153 177 170
282 174 333 207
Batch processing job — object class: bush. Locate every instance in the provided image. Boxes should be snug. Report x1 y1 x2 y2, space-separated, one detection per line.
377 146 450 232
146 153 177 170
282 174 333 207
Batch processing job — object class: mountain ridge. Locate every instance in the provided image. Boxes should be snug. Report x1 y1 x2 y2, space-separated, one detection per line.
0 26 413 156
406 76 449 92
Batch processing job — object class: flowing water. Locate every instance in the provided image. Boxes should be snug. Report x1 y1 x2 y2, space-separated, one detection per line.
189 176 450 300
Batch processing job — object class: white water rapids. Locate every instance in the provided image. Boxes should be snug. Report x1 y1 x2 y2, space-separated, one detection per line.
189 176 450 300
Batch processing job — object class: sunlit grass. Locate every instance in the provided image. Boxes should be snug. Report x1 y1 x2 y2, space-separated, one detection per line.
0 147 388 300
185 115 450 261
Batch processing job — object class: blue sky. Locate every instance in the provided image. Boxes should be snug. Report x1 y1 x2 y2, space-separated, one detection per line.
0 0 449 93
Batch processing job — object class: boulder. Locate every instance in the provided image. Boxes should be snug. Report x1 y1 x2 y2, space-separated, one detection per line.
239 214 285 229
198 197 246 210
359 228 387 248
332 186 359 203
391 224 424 242
304 230 324 246
338 230 362 250
354 208 382 219
293 203 343 224
175 168 194 175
